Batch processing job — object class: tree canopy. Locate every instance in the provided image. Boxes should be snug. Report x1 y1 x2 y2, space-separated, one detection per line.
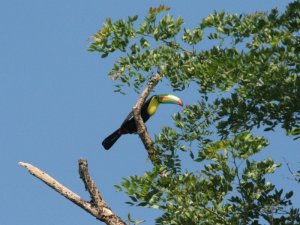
90 1 300 224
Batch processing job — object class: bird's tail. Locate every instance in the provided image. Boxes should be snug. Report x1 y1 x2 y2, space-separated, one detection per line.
102 129 122 150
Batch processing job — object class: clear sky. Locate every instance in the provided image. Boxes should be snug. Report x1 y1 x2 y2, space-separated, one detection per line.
1 1 298 224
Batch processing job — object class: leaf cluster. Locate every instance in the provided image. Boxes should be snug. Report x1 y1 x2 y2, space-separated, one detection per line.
91 2 300 224
118 132 299 224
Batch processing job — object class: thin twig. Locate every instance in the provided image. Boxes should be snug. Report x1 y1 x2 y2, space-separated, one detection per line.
232 156 249 224
285 159 300 183
19 160 126 225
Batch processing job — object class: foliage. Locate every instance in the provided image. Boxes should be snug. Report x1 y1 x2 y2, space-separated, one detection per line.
91 1 300 224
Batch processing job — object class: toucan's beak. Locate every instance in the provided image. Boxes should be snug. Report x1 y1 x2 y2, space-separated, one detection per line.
158 94 183 106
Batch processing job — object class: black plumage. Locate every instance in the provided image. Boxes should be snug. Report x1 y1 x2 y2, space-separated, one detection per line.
102 97 153 150
102 94 182 150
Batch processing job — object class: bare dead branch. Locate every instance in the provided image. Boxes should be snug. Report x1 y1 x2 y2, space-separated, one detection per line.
132 72 163 165
79 159 108 208
19 160 126 225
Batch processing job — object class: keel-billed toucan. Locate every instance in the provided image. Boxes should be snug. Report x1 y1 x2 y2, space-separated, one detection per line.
102 94 183 150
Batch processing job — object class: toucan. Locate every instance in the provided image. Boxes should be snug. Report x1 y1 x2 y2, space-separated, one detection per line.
102 94 183 150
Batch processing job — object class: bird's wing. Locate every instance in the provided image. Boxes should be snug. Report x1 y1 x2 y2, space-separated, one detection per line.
121 97 152 127
121 111 134 126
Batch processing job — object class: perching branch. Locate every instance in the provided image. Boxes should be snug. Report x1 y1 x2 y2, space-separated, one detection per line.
132 72 163 165
19 159 126 225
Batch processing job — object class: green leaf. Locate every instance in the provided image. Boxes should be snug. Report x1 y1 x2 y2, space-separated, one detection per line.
114 185 123 192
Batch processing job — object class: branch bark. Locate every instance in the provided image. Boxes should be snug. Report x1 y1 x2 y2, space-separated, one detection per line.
132 72 163 165
19 159 126 225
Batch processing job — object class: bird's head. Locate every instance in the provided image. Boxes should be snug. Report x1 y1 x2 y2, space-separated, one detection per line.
157 94 183 106
146 94 183 116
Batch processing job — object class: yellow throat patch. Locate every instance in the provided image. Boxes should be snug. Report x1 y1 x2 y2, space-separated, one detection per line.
147 97 159 116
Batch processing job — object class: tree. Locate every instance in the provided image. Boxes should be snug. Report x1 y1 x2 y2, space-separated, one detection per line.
21 1 300 225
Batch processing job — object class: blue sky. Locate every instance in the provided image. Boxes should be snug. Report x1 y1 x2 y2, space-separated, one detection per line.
1 1 298 224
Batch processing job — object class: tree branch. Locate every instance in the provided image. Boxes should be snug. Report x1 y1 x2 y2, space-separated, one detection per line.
132 72 163 165
19 159 126 225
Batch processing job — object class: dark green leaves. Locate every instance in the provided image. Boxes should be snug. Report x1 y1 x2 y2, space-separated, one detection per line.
182 28 203 45
153 15 184 41
90 2 300 224
89 17 136 57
